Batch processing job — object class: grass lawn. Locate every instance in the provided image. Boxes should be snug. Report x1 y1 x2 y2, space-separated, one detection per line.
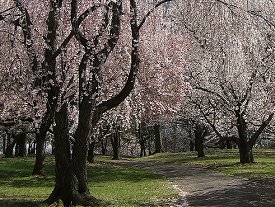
0 156 176 207
137 148 275 185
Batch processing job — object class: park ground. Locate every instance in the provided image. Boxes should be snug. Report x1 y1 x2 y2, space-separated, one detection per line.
0 149 275 206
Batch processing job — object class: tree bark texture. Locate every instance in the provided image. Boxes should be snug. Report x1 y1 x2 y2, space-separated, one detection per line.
111 128 120 160
194 124 206 158
154 124 162 154
5 134 16 158
32 131 47 175
235 109 254 163
46 104 99 207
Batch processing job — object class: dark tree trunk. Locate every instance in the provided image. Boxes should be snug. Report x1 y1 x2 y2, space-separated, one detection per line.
194 124 206 158
111 130 119 160
139 137 146 157
148 132 152 156
138 124 146 157
28 141 35 154
154 124 162 154
52 140 55 155
15 143 19 157
28 140 32 155
32 131 47 175
5 134 16 158
235 109 254 163
195 136 205 158
5 140 16 158
16 133 27 157
87 141 95 163
190 140 195 151
3 136 6 154
239 140 254 163
46 104 99 207
226 140 232 149
101 138 107 155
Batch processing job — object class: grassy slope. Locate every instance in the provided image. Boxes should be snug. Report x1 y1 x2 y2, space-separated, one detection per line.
0 156 176 207
136 148 275 185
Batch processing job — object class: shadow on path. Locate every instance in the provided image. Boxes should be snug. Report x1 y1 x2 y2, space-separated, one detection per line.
117 160 275 207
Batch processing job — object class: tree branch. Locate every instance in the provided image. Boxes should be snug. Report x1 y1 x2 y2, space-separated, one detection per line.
138 0 173 30
248 113 274 147
96 0 140 116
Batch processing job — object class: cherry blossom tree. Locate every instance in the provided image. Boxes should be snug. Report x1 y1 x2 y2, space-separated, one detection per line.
177 0 275 163
133 4 189 154
1 0 174 205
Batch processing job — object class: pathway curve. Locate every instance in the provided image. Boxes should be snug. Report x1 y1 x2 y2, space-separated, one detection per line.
116 160 275 207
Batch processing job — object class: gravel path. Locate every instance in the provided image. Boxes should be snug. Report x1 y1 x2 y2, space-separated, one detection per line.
117 160 275 207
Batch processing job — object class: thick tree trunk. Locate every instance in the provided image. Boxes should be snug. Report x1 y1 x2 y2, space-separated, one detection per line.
32 131 47 175
46 104 99 207
87 141 95 163
195 137 205 157
239 140 254 163
194 124 206 158
236 109 254 163
154 124 162 154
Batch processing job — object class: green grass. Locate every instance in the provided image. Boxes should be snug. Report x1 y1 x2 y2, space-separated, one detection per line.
136 148 275 185
0 156 176 207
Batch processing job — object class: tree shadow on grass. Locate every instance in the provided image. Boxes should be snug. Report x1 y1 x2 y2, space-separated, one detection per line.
88 167 163 183
0 199 45 207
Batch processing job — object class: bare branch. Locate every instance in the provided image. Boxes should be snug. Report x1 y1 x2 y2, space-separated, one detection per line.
248 113 274 147
138 0 173 30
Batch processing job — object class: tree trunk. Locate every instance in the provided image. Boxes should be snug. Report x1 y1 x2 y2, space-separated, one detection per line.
138 125 146 157
87 141 95 163
15 142 19 157
236 110 254 163
226 140 232 149
16 133 27 157
239 140 254 163
154 124 162 154
148 131 152 155
196 140 205 157
194 124 206 158
5 134 16 158
28 140 32 155
28 140 36 155
111 130 119 160
32 131 47 175
190 140 195 151
195 135 205 157
139 137 146 157
46 104 99 207
3 136 6 155
101 138 107 155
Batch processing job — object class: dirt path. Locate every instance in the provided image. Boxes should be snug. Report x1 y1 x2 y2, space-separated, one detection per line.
116 160 275 207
